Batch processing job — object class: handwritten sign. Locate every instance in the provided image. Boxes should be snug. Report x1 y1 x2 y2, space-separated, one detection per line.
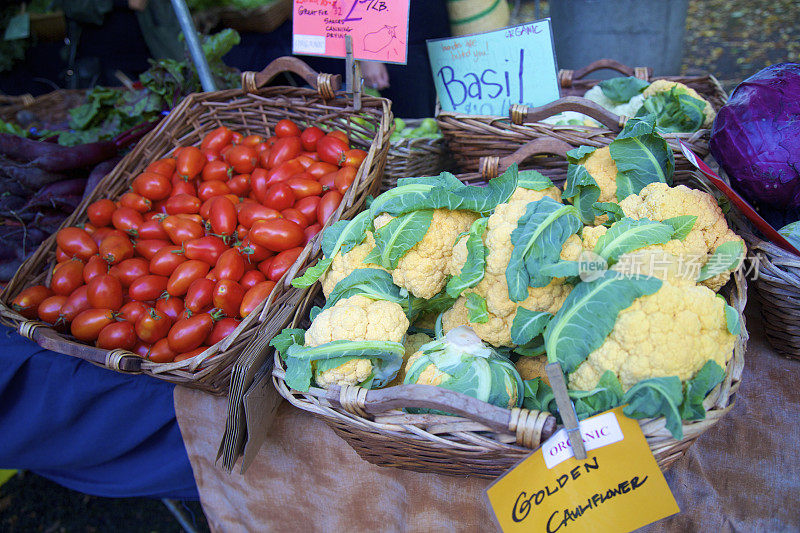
426 19 560 116
292 0 410 64
486 407 679 533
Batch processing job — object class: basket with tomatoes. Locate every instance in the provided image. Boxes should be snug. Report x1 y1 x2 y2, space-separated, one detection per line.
0 57 392 394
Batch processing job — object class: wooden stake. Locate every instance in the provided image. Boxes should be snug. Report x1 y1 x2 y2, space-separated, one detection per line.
545 362 587 460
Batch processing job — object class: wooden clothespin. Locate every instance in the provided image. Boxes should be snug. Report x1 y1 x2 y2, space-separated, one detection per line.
344 35 362 111
545 361 587 460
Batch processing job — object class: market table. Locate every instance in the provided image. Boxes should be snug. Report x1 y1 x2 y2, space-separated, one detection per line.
175 302 800 532
0 326 198 500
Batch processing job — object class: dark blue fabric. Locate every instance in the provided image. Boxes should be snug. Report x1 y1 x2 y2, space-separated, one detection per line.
0 326 198 500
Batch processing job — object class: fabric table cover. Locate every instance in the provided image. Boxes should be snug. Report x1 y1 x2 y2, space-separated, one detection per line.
0 326 198 500
175 306 800 531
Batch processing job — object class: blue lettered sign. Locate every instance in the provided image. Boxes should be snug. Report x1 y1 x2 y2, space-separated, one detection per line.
426 19 559 116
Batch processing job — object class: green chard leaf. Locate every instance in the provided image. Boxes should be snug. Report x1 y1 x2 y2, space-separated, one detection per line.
622 376 684 439
269 328 305 359
446 217 488 298
507 198 583 300
680 360 726 421
609 131 675 201
698 241 745 282
593 218 677 263
598 76 649 103
365 210 434 268
465 292 489 323
511 308 552 345
284 340 405 392
544 272 662 373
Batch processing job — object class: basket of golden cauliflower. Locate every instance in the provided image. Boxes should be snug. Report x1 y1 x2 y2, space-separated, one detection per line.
271 116 747 478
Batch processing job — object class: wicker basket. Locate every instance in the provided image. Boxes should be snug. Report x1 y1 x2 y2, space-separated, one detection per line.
740 237 800 360
381 119 448 190
437 59 728 186
0 57 392 395
0 89 89 131
270 165 748 477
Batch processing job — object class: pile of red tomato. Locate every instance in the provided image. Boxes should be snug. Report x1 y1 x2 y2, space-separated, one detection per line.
10 119 366 364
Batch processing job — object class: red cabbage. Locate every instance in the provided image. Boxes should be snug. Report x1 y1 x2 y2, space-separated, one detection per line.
710 63 800 213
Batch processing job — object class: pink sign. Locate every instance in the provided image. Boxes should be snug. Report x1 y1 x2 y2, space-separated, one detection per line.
292 0 410 64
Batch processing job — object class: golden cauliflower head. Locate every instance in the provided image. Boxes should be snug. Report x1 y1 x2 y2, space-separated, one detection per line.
306 295 409 389
643 80 716 128
389 332 433 386
568 279 736 391
442 192 577 347
582 146 618 204
619 183 745 291
374 208 479 299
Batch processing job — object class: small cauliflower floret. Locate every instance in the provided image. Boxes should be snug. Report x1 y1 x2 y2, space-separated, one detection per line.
389 332 433 386
442 195 579 347
321 231 384 297
583 146 618 204
374 208 479 299
315 359 373 389
583 85 646 118
568 279 735 391
448 233 470 277
405 350 452 387
619 183 746 291
306 295 409 388
642 80 716 127
516 355 550 385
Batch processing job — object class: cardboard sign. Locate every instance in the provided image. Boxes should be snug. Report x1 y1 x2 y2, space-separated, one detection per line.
426 19 560 116
292 0 410 64
486 407 679 533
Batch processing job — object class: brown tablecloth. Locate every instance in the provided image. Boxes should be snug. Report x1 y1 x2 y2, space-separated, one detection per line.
175 306 800 532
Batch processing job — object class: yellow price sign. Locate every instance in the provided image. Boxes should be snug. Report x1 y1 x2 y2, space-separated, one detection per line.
486 407 679 533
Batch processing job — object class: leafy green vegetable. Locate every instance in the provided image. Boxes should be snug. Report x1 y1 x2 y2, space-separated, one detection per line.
365 210 433 268
566 145 598 163
371 166 518 217
598 77 649 103
622 376 684 439
593 218 677 262
465 293 489 323
663 215 697 240
637 87 707 133
446 217 488 298
284 340 405 392
544 272 662 373
609 130 675 201
517 169 555 191
720 296 741 336
322 268 412 315
292 211 371 289
679 361 725 420
778 221 800 250
697 240 745 282
522 371 624 421
507 198 582 300
511 308 552 346
269 329 305 359
562 164 601 225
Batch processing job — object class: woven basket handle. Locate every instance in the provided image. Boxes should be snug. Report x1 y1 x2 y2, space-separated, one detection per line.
559 59 652 88
241 56 342 99
324 383 558 449
17 320 142 373
509 96 624 131
479 137 572 180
